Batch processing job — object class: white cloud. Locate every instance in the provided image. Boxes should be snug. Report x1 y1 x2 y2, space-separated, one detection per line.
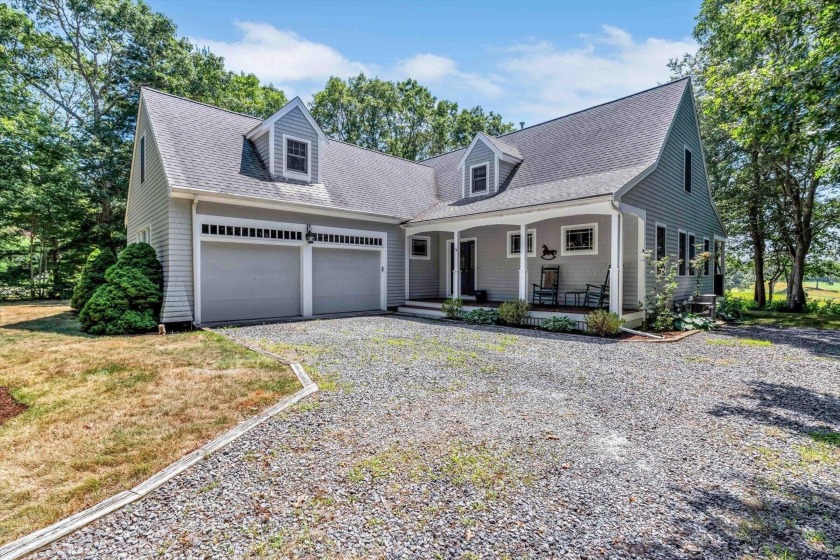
191 21 371 97
499 26 695 123
394 53 503 98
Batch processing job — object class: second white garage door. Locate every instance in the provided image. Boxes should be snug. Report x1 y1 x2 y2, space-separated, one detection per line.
201 241 300 323
312 247 381 315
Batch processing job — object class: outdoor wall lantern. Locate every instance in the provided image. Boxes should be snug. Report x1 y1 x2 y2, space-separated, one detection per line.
305 224 316 244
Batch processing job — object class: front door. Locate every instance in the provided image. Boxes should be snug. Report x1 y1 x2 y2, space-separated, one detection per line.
714 240 725 296
450 240 476 296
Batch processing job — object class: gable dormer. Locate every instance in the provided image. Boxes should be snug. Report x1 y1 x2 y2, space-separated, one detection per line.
457 132 522 198
246 97 328 183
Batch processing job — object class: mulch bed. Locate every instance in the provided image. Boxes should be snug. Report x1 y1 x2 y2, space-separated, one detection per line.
0 387 27 425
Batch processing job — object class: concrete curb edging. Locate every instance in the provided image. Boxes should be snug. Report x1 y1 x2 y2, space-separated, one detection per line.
0 334 317 560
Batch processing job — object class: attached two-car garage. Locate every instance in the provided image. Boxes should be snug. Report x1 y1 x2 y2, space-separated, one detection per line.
197 222 386 325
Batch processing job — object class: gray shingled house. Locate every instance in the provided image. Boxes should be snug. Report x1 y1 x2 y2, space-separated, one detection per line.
125 77 726 328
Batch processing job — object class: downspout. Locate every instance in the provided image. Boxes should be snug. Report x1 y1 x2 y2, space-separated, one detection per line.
192 196 201 326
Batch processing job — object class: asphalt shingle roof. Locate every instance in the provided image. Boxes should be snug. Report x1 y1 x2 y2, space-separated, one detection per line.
141 88 438 221
140 78 690 224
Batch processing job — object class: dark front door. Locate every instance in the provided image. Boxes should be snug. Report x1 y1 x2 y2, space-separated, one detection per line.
450 240 476 296
714 240 725 296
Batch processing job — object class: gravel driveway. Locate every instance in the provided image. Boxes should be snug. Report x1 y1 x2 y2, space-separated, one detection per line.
37 316 839 559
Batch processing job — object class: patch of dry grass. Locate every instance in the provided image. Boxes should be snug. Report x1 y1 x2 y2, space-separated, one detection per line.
0 302 299 544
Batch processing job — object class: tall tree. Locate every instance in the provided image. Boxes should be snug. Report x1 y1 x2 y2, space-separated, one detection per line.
311 73 514 160
672 0 839 311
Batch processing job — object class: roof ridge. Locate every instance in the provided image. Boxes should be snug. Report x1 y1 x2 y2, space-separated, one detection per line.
419 77 690 163
329 138 436 169
140 86 263 122
498 77 690 139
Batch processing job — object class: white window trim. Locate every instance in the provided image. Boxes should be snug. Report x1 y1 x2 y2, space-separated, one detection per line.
703 236 710 276
506 229 536 258
688 232 697 276
282 133 311 182
468 162 489 197
683 144 692 194
409 235 431 260
655 222 667 261
136 223 151 245
678 228 687 276
560 223 598 256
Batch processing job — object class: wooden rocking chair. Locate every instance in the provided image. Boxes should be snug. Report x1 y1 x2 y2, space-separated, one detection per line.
583 267 610 309
531 266 560 306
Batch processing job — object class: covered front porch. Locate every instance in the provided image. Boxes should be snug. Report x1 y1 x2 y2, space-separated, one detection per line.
402 199 648 328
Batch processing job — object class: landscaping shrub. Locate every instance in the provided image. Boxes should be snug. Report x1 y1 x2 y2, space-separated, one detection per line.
674 313 717 331
79 243 162 335
441 298 463 319
816 299 840 316
498 299 530 325
642 250 679 332
70 248 116 311
541 315 576 333
585 309 623 336
463 308 500 325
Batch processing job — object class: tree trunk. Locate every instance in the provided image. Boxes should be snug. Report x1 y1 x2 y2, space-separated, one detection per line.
748 151 766 308
787 246 808 312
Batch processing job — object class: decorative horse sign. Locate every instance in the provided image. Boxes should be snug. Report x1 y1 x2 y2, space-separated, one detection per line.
541 244 558 260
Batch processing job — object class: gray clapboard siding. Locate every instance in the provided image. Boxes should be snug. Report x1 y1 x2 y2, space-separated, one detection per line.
253 131 271 173
162 197 195 322
125 102 183 322
195 202 405 307
407 233 439 299
274 106 319 182
621 88 725 301
498 160 517 188
462 139 496 196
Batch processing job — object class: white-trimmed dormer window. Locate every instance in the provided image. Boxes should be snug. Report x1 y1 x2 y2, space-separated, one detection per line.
283 134 311 180
470 163 488 195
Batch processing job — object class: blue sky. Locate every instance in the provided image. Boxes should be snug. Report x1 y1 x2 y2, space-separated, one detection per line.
146 0 701 125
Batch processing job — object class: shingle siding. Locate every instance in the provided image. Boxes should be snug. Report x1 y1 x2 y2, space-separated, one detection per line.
621 88 725 301
274 106 320 182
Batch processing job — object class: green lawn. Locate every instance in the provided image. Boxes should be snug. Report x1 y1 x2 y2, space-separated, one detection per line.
730 281 840 302
740 309 840 330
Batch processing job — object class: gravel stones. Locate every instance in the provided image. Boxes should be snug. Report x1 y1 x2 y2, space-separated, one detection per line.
33 317 840 559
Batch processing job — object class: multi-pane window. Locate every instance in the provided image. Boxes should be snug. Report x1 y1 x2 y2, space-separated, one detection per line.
684 148 692 193
655 225 667 271
507 230 535 257
286 139 308 173
471 165 487 194
410 237 429 259
704 238 710 275
562 224 597 255
688 234 696 276
678 231 687 275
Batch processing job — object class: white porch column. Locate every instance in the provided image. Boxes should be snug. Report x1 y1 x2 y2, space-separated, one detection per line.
453 230 461 298
609 212 623 315
404 232 410 301
192 197 201 325
301 243 313 317
518 223 528 300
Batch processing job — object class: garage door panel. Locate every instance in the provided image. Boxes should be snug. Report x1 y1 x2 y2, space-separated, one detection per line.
202 242 300 323
313 248 380 315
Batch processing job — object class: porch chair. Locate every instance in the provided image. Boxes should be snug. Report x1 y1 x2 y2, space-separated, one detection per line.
583 267 610 309
531 266 560 306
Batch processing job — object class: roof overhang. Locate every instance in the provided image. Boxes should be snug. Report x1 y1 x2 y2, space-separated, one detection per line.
456 132 522 169
244 97 329 144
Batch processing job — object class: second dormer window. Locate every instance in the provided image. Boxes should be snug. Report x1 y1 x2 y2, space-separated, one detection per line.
286 138 308 174
471 164 488 194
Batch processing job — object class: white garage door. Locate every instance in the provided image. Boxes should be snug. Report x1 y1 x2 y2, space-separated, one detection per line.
201 241 300 323
312 248 381 315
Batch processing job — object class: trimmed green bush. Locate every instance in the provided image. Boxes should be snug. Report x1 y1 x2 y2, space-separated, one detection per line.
674 313 717 331
463 308 500 325
541 315 576 333
498 299 530 325
79 242 162 335
70 248 116 311
442 298 463 319
585 309 623 336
